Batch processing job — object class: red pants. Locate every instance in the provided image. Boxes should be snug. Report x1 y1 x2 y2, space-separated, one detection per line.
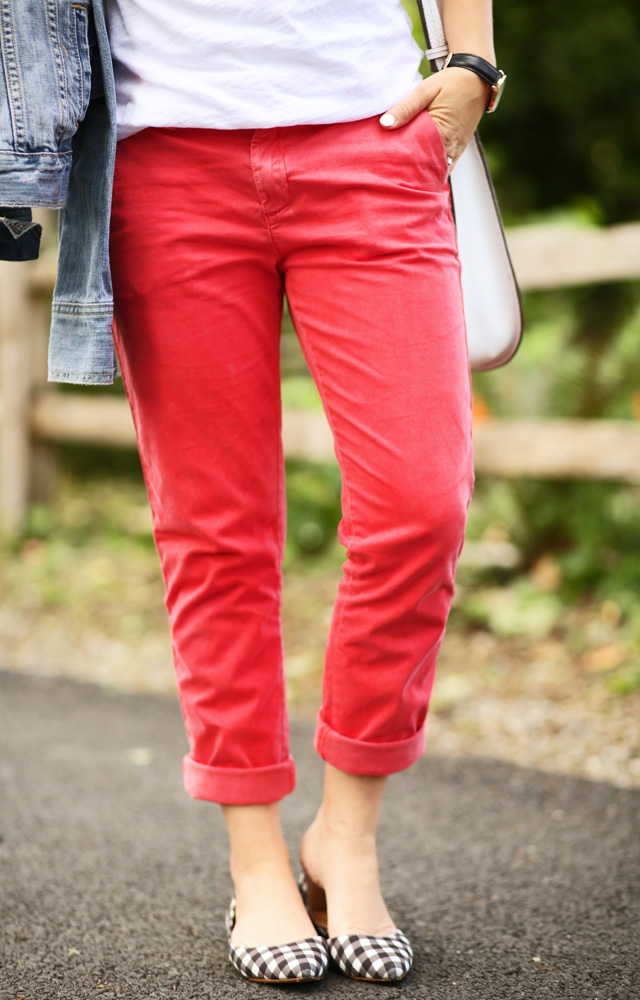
109 117 474 805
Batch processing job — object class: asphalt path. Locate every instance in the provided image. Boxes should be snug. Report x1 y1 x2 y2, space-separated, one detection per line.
1 670 638 1000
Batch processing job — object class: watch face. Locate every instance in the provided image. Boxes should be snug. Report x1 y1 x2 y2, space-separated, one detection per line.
487 72 507 113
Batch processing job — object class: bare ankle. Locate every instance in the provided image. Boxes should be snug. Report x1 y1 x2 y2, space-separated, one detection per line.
230 848 292 884
317 764 388 840
223 802 292 884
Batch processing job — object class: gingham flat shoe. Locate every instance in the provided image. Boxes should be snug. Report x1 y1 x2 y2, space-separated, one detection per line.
328 929 413 981
226 898 329 983
298 871 413 982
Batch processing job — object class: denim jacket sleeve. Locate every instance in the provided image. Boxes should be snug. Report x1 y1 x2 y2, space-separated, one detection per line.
0 0 119 384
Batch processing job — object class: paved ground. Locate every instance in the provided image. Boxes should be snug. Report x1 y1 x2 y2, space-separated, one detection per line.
0 670 638 1000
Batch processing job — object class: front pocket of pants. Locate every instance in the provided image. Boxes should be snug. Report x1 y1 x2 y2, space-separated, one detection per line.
416 112 450 180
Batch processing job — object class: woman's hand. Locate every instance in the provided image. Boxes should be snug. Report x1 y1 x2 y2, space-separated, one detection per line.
379 67 491 171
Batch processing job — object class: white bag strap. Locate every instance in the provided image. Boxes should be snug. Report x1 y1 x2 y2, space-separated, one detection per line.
415 0 449 70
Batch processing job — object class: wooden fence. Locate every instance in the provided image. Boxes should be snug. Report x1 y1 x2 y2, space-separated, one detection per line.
2 217 640 534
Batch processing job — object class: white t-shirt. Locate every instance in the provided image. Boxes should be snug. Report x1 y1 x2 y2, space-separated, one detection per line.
104 0 424 140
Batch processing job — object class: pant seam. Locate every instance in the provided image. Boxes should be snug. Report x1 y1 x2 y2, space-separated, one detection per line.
112 322 194 751
284 297 359 731
273 355 288 767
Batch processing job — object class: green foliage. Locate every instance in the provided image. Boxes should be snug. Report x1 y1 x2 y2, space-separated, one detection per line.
468 278 640 615
462 578 564 638
404 0 640 223
607 664 640 696
57 440 144 481
465 476 640 613
474 283 640 420
284 461 342 561
281 375 323 410
490 0 640 223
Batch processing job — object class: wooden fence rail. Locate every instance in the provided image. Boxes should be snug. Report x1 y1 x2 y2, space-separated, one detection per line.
28 391 640 483
2 220 640 533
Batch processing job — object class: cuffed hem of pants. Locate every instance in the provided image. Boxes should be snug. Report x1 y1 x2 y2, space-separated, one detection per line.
182 753 296 805
314 714 427 776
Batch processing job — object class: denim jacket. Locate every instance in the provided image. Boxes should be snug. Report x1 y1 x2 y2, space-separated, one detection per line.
0 0 118 384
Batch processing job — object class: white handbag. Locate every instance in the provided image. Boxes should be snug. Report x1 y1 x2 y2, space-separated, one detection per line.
416 0 523 371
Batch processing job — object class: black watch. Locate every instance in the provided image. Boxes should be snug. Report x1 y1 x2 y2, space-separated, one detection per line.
444 53 507 113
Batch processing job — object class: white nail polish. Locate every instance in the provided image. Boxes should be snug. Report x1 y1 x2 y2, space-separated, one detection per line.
379 112 396 127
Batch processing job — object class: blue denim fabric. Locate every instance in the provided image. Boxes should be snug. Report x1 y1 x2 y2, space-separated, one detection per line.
0 0 118 384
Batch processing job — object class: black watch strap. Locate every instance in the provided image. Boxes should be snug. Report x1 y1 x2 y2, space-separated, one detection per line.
444 53 507 113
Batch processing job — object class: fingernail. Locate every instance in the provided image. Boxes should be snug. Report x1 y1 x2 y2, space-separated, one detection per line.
379 112 396 127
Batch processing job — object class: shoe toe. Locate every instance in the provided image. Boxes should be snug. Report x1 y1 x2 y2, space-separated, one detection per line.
229 937 329 982
288 938 330 979
329 930 413 981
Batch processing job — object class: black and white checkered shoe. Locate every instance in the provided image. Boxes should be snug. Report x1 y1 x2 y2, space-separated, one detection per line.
226 898 330 983
328 930 413 981
298 871 413 981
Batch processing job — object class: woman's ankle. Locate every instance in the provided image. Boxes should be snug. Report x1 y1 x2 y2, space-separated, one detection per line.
319 764 388 839
300 805 382 897
222 803 319 945
229 849 294 889
302 765 388 865
222 801 292 883
299 766 398 937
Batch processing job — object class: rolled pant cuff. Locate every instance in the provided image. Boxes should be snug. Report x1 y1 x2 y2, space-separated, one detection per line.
182 753 296 804
314 714 427 776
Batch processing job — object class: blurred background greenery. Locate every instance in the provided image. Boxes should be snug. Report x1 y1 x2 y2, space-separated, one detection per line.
1 0 638 785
